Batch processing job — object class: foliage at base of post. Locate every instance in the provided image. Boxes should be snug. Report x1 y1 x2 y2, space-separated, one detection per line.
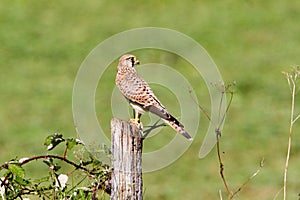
0 133 112 200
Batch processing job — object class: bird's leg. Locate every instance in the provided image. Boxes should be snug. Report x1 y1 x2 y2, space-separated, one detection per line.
130 109 140 123
130 109 137 123
130 109 143 129
135 110 141 123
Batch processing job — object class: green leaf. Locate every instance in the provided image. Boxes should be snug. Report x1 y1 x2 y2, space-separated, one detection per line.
8 164 25 178
66 139 77 150
34 176 49 184
81 160 93 166
53 165 61 172
15 176 31 186
44 136 52 146
43 159 52 167
44 133 64 150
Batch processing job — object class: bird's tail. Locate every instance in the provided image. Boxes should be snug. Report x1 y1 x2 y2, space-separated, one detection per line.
163 117 193 141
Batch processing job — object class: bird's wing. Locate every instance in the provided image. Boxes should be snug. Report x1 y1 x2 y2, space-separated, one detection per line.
131 83 193 140
117 73 165 111
117 72 192 140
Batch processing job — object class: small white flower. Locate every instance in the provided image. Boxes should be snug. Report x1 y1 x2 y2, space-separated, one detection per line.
75 139 84 145
77 187 90 191
47 143 53 150
1 177 5 200
55 174 68 190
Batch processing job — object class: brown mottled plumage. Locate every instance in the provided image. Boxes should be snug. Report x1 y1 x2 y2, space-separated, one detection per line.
115 54 192 140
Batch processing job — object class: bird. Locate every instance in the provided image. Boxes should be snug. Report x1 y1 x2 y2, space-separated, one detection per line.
115 54 193 141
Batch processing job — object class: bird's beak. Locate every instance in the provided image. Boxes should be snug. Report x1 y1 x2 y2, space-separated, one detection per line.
134 58 140 65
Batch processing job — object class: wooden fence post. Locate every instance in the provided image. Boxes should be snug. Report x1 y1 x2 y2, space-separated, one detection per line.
110 118 143 200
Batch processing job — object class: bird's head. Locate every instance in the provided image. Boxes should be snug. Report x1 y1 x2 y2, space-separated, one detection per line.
118 54 140 68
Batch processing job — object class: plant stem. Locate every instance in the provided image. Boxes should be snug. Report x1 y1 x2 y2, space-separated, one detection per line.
216 131 231 199
283 76 296 200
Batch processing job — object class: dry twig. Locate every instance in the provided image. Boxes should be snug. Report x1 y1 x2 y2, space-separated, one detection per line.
281 66 300 200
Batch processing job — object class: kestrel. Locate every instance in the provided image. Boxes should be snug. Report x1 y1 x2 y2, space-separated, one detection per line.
115 54 192 140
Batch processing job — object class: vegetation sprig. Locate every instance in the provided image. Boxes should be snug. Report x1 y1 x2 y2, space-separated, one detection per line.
0 133 111 200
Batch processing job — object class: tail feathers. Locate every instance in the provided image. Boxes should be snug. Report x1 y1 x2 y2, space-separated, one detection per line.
163 118 193 141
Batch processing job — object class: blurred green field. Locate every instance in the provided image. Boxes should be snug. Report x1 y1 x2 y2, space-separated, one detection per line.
1 0 300 199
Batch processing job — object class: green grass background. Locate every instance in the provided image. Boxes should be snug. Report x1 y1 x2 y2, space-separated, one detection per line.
1 0 300 199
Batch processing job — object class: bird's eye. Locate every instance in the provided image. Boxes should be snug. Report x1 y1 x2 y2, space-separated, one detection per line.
131 57 135 65
125 56 137 67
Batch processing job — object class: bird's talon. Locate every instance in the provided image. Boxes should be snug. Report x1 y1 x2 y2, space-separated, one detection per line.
130 118 143 129
138 122 143 130
130 118 137 123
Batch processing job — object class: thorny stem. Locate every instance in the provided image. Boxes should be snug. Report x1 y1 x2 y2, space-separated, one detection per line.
0 135 112 199
216 130 231 199
63 146 68 159
0 155 92 176
0 154 94 193
22 155 90 172
215 87 234 199
191 82 264 199
190 83 234 199
215 83 264 200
